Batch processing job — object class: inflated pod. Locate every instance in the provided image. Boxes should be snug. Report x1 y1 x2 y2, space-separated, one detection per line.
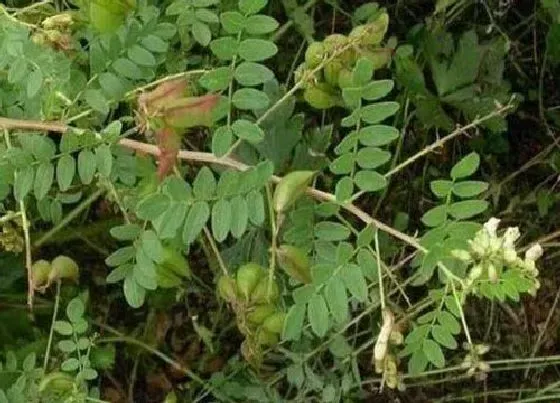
276 245 312 284
273 171 316 213
32 260 52 289
217 275 239 303
250 277 279 304
49 255 79 283
262 312 286 334
305 42 325 68
236 263 264 301
247 304 277 324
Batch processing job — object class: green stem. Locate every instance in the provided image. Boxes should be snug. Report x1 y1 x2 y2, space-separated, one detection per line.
266 184 278 301
33 188 105 249
43 280 61 372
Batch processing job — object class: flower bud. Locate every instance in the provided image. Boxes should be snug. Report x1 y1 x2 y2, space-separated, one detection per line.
483 218 500 237
503 227 520 249
525 244 543 262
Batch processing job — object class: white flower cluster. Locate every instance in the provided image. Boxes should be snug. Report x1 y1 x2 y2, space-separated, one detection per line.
452 218 542 294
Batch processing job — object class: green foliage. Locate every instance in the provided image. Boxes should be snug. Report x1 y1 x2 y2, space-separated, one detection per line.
0 0 551 401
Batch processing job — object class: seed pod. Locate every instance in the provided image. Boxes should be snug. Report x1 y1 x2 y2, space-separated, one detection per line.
338 68 354 89
32 260 52 289
236 263 264 301
273 171 316 213
323 34 348 54
163 95 220 129
276 245 312 284
256 329 279 346
303 82 339 109
161 247 191 279
305 42 325 68
217 275 238 303
49 255 79 283
247 304 277 324
250 277 279 304
39 371 74 393
360 49 392 70
262 312 286 334
374 309 394 364
367 12 389 44
324 60 343 87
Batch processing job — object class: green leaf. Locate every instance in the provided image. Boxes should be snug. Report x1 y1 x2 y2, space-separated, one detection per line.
136 193 171 221
408 350 428 375
105 246 135 267
422 205 448 227
330 154 355 174
358 125 399 146
432 325 457 349
61 358 80 372
85 88 109 115
356 147 391 169
193 167 216 200
247 190 265 225
423 339 445 368
95 145 113 177
153 203 188 239
27 69 43 98
124 274 146 308
430 180 453 198
308 294 330 337
199 67 232 91
230 195 249 238
238 39 278 61
127 45 156 66
352 58 374 86
340 264 368 302
220 11 246 34
107 264 132 283
133 259 157 290
438 310 461 334
22 353 36 371
34 162 54 200
452 181 489 198
239 0 267 14
112 58 143 80
99 72 125 99
283 303 306 341
354 170 387 192
232 88 270 110
360 102 400 124
450 152 480 180
210 37 239 60
66 297 85 323
231 119 265 143
234 62 274 86
448 200 489 220
212 126 233 157
325 278 349 324
195 8 219 23
141 35 168 53
192 21 212 46
315 222 350 241
140 230 164 263
335 176 354 202
245 15 279 34
57 155 75 191
53 320 73 336
357 249 378 281
211 199 231 242
183 201 210 244
361 79 394 101
110 224 141 240
78 150 96 185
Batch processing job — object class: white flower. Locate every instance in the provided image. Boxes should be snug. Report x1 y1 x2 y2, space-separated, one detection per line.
487 263 498 283
503 247 517 263
483 218 501 237
503 227 520 249
525 244 543 262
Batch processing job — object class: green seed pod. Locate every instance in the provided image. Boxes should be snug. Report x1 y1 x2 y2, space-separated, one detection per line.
32 260 52 289
49 255 79 283
361 48 391 70
250 277 279 304
303 83 339 109
256 328 279 346
338 68 354 89
236 263 264 301
273 171 316 213
160 247 191 278
247 304 277 324
305 42 325 68
324 60 343 87
262 312 286 334
276 245 312 284
39 371 74 393
367 12 389 44
217 275 239 303
323 34 348 54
